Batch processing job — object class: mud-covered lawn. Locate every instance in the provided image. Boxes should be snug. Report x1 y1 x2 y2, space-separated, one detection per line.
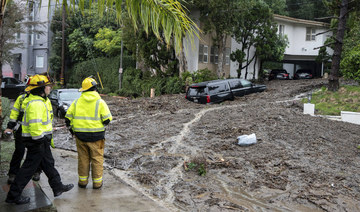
54 78 360 212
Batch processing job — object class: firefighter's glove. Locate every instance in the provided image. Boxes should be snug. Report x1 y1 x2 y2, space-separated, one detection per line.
69 128 74 135
50 138 55 148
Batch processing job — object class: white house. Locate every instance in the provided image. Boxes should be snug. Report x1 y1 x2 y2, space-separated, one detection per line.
274 14 332 78
184 13 332 80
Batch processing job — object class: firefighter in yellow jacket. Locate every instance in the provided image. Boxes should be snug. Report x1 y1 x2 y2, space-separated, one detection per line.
6 74 74 205
4 84 42 184
4 93 38 183
65 76 112 189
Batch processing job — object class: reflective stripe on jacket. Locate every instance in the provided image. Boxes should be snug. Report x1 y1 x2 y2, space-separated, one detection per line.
21 94 53 140
65 91 112 133
9 94 27 123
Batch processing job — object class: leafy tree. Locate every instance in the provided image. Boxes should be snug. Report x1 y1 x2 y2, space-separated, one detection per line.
231 1 286 79
263 0 288 15
122 14 178 76
341 44 360 82
341 13 360 82
255 21 288 80
50 3 121 80
65 4 119 61
68 29 99 62
230 50 246 78
94 28 122 56
193 0 250 78
286 0 329 21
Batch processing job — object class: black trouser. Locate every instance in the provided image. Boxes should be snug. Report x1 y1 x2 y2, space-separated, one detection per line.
8 127 42 176
7 138 63 200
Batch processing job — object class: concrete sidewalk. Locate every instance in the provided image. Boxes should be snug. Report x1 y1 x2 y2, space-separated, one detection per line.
0 178 53 212
39 149 168 212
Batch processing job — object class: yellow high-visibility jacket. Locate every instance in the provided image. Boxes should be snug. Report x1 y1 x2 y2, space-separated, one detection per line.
65 91 112 133
21 94 53 140
9 93 27 123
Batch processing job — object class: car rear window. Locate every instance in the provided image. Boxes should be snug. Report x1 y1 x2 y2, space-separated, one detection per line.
59 91 82 101
240 79 252 88
188 87 207 96
208 83 229 95
229 80 242 89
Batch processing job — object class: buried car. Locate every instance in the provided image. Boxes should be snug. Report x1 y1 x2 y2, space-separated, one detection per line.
186 79 266 104
49 88 82 118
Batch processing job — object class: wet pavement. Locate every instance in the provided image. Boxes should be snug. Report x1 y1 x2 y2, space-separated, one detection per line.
0 178 52 212
38 148 168 212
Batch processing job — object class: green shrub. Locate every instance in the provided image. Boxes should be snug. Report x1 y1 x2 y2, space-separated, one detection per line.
164 76 183 94
193 68 218 83
117 68 185 97
118 68 144 97
181 69 218 86
181 71 192 81
341 44 360 82
1 97 11 131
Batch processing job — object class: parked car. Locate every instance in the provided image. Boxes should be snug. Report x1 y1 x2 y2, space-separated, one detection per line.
49 89 82 118
294 69 313 79
186 79 266 104
1 77 26 99
268 69 290 80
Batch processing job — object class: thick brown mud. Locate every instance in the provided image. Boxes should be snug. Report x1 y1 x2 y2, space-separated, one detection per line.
53 78 360 211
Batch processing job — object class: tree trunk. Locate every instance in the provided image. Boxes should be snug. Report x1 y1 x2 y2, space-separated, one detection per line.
217 35 227 79
237 63 242 78
245 47 250 79
177 50 187 78
329 0 348 91
259 60 264 81
252 55 257 81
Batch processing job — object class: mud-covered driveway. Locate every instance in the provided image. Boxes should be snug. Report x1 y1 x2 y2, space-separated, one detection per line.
53 78 360 211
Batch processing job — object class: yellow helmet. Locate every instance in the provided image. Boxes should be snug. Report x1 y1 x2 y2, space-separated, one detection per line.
79 77 97 92
25 74 53 92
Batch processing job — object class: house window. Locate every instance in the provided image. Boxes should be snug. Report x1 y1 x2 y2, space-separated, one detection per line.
225 47 230 65
28 34 33 46
306 27 316 41
28 25 34 45
16 32 21 39
36 33 40 40
198 44 208 63
36 56 44 68
210 46 219 64
279 25 285 36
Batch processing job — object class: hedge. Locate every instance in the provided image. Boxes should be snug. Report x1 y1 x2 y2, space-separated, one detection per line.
66 55 136 92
